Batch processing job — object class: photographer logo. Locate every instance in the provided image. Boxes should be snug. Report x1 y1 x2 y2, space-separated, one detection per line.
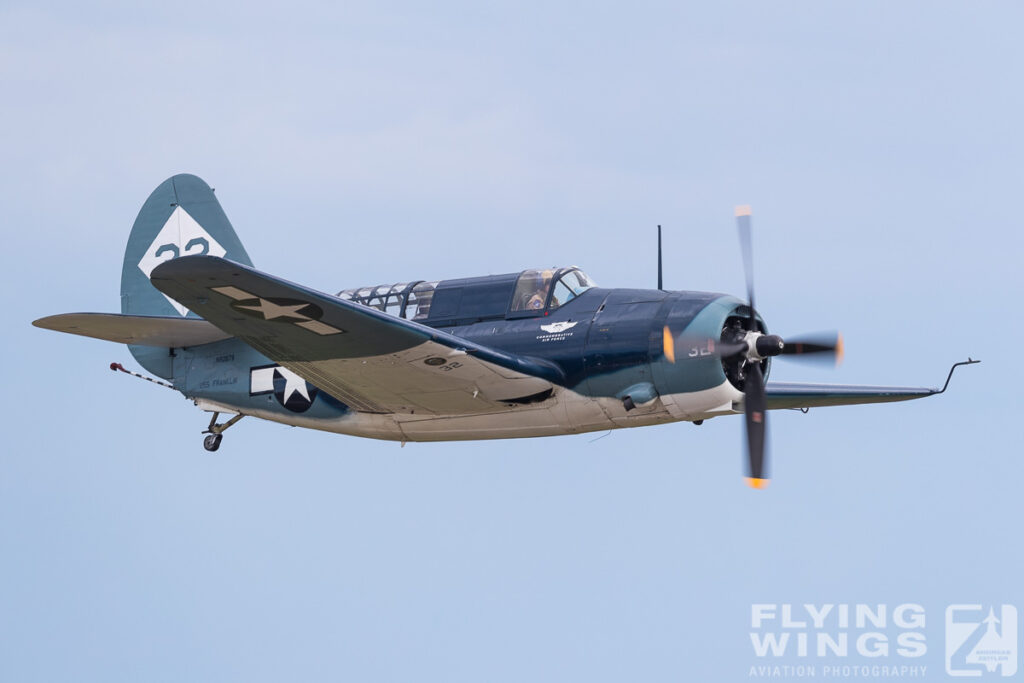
946 605 1017 677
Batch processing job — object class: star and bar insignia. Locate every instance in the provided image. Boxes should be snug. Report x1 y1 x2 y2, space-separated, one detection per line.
211 286 344 336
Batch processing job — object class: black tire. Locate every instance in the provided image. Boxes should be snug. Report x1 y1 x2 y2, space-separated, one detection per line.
203 434 222 452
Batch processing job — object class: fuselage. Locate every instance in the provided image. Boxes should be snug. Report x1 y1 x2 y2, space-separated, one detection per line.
178 270 767 441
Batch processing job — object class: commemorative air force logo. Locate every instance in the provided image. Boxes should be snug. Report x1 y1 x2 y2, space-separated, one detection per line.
540 321 578 334
138 206 227 316
537 320 578 342
250 365 318 412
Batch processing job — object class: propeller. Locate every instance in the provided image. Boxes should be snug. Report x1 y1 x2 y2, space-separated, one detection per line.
733 206 849 488
743 360 768 488
735 206 757 332
660 207 844 488
735 205 770 488
779 331 844 363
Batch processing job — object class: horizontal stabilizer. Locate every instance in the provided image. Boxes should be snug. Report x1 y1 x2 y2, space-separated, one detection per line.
33 313 232 347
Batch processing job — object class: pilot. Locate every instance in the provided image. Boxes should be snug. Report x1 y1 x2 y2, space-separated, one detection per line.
524 270 554 310
515 273 540 310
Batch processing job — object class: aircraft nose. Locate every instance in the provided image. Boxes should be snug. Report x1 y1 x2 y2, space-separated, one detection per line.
653 294 747 395
662 294 747 350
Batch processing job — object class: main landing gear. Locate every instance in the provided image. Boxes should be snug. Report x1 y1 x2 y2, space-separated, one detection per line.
202 411 245 452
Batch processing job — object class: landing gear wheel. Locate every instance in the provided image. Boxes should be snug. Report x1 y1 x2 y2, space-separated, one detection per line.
201 412 244 452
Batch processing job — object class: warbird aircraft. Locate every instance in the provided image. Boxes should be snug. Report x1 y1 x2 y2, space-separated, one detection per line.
34 174 978 487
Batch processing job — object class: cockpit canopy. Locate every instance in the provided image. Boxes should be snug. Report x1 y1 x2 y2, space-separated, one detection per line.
508 268 595 312
337 267 596 326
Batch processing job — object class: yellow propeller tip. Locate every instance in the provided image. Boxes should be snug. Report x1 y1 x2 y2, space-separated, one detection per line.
735 205 752 217
835 333 845 366
745 477 770 489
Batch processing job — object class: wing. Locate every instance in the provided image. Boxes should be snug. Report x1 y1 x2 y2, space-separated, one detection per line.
765 357 979 409
150 255 562 415
765 382 936 409
33 312 232 347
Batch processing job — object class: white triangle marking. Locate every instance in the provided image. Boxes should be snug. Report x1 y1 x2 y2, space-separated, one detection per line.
137 206 227 316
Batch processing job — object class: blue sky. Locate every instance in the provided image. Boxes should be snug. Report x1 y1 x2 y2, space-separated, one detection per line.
2 2 1022 681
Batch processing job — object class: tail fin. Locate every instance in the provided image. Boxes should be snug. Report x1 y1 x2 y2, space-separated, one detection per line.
122 174 251 317
120 174 251 377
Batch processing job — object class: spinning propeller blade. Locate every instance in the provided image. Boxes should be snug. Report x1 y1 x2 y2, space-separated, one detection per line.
780 331 844 365
735 205 757 331
736 206 769 488
744 360 768 488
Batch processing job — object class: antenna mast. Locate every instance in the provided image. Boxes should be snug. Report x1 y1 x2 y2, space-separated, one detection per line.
657 225 663 290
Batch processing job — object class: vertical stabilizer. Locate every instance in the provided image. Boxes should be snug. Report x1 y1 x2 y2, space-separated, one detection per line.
120 174 252 377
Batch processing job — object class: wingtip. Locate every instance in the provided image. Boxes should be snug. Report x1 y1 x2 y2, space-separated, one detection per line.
745 477 770 489
31 314 73 331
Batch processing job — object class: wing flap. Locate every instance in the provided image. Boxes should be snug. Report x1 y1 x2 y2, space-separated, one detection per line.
149 256 559 415
33 312 232 347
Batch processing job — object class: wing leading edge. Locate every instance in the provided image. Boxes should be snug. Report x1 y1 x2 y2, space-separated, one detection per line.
150 255 563 415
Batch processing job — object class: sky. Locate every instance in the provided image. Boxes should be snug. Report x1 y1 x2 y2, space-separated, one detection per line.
2 2 1022 681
